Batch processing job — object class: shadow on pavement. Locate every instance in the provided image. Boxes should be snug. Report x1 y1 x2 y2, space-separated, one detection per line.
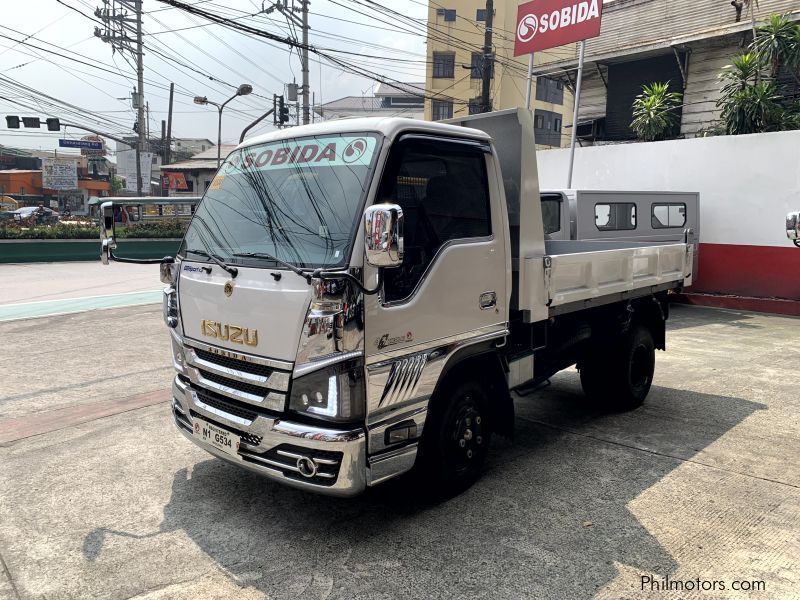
83 369 765 599
666 303 762 331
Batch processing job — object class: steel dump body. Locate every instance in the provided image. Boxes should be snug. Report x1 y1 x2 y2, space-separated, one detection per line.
447 109 693 322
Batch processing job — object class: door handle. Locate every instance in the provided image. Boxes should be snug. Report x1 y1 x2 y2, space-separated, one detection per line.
479 291 497 310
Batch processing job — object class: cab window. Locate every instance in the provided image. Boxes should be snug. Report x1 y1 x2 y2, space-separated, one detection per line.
377 136 492 303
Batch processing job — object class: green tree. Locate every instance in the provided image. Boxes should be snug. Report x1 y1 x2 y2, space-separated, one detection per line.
630 82 683 141
719 81 784 134
751 13 800 78
111 176 124 195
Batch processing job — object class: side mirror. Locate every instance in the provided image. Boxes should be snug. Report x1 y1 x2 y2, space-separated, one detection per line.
100 201 117 265
787 211 800 243
364 203 403 268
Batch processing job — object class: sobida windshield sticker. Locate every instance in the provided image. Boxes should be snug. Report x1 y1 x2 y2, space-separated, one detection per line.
224 135 377 173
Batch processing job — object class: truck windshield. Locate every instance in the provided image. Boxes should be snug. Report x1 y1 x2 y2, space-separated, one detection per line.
181 133 381 269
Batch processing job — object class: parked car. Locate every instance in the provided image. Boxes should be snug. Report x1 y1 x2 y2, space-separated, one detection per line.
0 210 16 222
13 206 59 225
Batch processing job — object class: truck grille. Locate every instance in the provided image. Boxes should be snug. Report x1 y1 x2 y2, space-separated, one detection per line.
194 347 274 378
184 341 291 412
198 369 271 398
195 388 260 422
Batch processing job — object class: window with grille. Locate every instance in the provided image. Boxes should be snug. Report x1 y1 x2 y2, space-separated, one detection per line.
470 52 494 79
432 52 455 78
432 100 454 121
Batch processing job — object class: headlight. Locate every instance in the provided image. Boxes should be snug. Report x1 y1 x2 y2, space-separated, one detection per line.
170 333 186 374
289 358 365 423
162 286 179 328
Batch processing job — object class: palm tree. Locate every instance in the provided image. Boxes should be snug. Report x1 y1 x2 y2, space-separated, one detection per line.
630 82 683 141
751 13 800 79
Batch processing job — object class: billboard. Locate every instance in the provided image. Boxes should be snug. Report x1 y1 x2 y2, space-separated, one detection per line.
116 149 154 193
514 0 603 55
41 158 78 190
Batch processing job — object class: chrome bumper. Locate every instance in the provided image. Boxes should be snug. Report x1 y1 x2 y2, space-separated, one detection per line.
172 375 367 497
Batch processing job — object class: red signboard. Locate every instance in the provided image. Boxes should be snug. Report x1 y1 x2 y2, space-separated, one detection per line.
514 0 603 56
164 171 189 190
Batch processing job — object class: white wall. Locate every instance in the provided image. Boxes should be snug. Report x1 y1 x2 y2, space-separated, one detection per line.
537 130 800 248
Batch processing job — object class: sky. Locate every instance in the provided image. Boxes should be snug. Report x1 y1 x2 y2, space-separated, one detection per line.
0 0 428 160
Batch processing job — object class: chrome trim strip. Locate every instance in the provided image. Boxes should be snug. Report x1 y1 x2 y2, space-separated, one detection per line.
367 443 418 486
183 337 294 371
275 449 339 466
184 347 290 392
186 366 286 412
366 324 508 365
293 350 364 378
194 396 253 427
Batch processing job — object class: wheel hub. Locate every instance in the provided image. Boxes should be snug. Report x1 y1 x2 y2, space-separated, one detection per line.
450 400 484 466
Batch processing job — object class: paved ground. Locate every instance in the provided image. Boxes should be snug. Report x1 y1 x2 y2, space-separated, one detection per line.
0 267 798 599
0 262 161 321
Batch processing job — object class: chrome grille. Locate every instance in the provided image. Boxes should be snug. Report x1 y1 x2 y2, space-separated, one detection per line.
183 341 291 412
198 369 272 398
195 388 259 422
194 347 273 378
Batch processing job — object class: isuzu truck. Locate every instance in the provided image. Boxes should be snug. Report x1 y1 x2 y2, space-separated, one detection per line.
100 108 695 496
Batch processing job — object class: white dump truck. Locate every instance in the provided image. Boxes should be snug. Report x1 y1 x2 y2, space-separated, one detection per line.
100 108 695 496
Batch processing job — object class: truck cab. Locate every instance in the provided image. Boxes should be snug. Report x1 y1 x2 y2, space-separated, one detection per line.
100 109 694 496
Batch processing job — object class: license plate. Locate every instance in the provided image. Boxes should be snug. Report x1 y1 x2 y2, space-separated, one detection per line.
192 416 241 460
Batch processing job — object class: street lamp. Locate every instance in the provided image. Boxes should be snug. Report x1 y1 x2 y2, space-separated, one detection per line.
194 83 254 168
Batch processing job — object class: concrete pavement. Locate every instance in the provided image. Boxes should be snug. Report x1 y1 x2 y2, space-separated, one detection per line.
0 300 798 599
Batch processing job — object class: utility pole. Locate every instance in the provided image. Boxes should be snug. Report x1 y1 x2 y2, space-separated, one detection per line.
135 0 145 195
480 0 494 113
94 0 146 195
265 1 311 124
165 82 174 165
301 0 310 124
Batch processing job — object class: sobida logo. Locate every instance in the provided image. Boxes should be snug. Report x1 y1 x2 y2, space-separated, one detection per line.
517 0 600 43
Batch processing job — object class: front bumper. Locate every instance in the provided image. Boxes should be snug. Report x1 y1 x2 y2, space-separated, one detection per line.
172 375 367 497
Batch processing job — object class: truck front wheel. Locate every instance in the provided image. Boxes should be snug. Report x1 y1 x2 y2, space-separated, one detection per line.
580 326 655 411
417 380 490 495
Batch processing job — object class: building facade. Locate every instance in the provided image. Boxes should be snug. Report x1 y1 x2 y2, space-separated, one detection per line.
314 82 425 120
424 1 575 148
535 0 800 142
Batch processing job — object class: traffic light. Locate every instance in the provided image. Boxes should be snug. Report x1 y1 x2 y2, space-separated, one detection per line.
22 117 41 128
278 95 289 124
5 116 20 129
46 118 60 132
133 120 139 133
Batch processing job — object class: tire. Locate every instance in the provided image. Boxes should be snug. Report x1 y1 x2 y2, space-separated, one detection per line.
580 325 655 411
416 379 491 495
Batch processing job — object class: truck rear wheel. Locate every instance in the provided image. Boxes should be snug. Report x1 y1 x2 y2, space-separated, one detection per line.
417 380 490 495
580 325 655 411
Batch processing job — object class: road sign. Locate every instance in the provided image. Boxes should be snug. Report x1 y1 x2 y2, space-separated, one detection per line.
514 0 603 55
59 139 103 150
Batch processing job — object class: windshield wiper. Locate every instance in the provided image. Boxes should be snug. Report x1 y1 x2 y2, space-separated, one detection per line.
232 251 312 283
185 248 238 278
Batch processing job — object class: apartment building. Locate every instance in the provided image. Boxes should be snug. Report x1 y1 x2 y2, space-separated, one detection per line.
424 1 575 148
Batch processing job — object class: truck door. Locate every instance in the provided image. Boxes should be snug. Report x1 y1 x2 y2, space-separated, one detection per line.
363 134 508 424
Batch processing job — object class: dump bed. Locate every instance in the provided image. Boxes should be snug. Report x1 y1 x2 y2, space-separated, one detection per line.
448 108 694 323
543 240 693 316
